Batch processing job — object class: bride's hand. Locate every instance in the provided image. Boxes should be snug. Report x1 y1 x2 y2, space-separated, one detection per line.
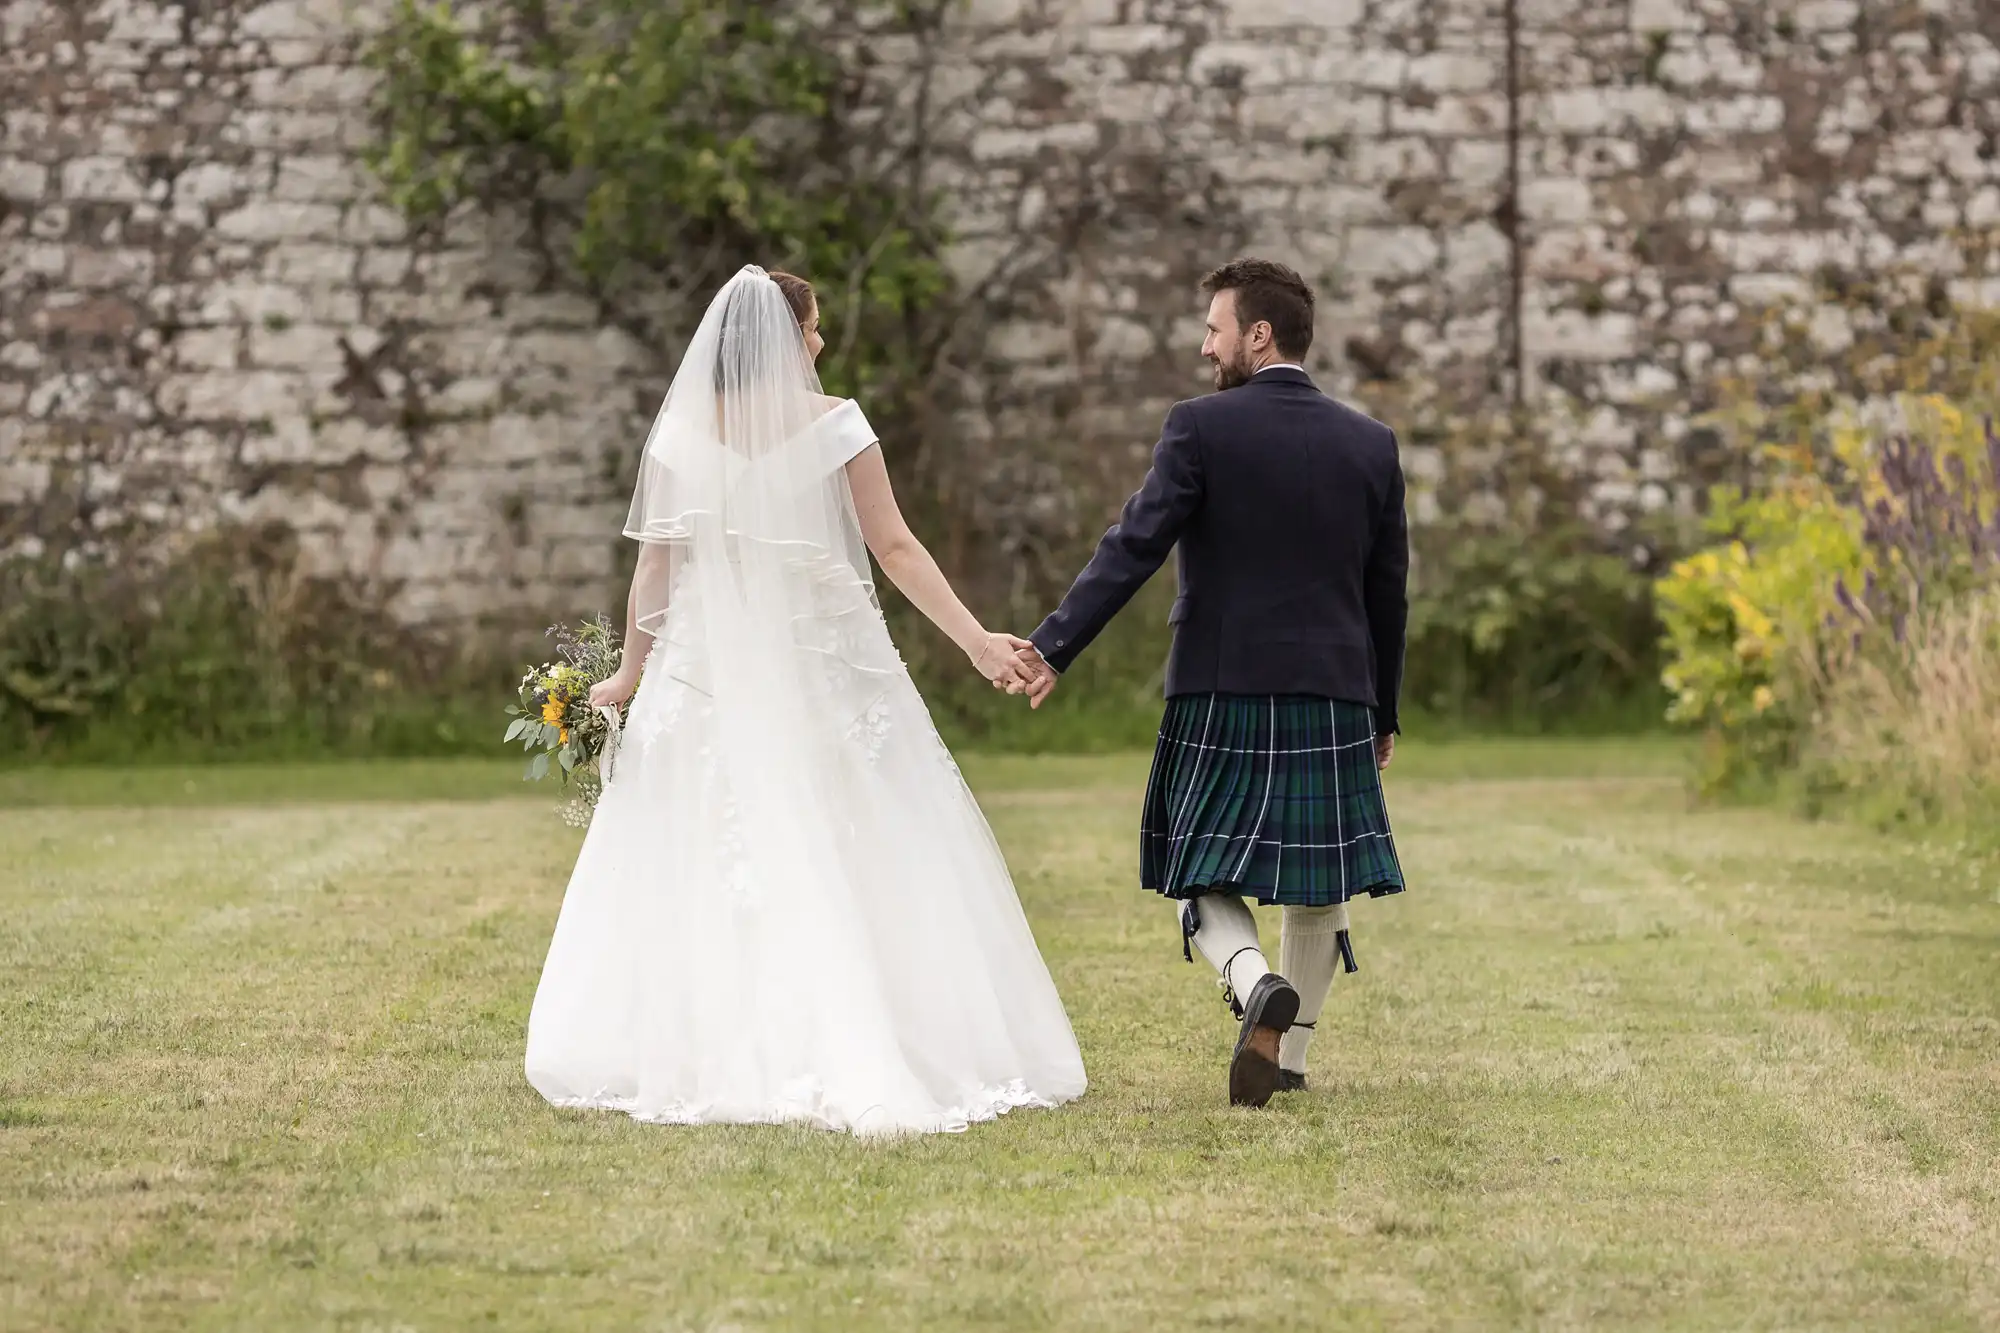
589 668 641 708
970 633 1041 694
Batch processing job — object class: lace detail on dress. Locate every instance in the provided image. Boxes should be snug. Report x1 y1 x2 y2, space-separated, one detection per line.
630 677 682 758
694 738 755 898
931 731 965 782
544 1077 1057 1138
844 694 892 761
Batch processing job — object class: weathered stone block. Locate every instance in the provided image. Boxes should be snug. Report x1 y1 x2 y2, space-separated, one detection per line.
102 2 183 45
247 65 377 111
1408 50 1500 94
355 247 414 288
0 159 47 201
1348 138 1445 185
262 244 356 288
1190 40 1294 91
175 162 251 204
1345 227 1442 282
1388 94 1507 136
1232 0 1363 29
226 110 345 151
1628 0 1699 31
341 203 409 244
68 248 156 289
1084 24 1179 55
239 0 346 41
7 244 67 280
217 201 343 242
1684 95 1785 134
1443 222 1511 291
59 156 144 202
1526 307 1638 359
172 328 241 370
275 156 365 202
249 323 347 371
1793 0 1859 31
1521 177 1595 224
195 279 310 326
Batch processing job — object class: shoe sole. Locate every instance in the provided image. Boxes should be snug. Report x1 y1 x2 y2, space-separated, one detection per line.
1229 979 1300 1108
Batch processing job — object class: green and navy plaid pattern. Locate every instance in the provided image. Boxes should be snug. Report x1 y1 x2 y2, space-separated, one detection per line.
1141 694 1406 907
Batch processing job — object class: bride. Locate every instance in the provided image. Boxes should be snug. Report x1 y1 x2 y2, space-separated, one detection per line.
523 265 1087 1135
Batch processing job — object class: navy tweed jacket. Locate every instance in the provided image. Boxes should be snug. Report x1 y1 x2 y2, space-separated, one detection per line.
1029 367 1409 735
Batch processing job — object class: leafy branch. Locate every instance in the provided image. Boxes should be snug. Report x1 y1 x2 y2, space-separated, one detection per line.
362 0 952 398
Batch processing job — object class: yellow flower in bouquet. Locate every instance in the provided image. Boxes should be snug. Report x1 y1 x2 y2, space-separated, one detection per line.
507 615 633 825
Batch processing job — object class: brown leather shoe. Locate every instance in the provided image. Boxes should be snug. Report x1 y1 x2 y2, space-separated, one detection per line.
1229 974 1300 1107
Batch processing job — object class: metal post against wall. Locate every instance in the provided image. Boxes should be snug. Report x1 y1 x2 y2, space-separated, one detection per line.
1503 0 1526 406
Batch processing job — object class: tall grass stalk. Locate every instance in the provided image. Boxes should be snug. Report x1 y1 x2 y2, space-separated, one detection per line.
1806 587 2000 830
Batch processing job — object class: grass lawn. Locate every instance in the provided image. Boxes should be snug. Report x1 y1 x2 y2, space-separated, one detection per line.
3 740 1998 1330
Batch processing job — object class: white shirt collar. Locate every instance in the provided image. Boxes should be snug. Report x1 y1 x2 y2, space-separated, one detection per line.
1254 363 1306 375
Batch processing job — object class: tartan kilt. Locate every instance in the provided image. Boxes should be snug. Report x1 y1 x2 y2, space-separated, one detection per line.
1140 693 1405 908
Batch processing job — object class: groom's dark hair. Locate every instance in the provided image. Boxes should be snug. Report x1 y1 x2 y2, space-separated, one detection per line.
1200 258 1314 359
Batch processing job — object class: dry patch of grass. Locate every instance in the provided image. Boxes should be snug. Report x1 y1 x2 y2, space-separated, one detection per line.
3 744 1997 1330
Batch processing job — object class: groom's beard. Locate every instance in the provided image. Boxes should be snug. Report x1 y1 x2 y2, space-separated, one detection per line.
1211 356 1252 391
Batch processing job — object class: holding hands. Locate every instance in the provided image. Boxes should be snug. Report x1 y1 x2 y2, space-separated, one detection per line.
970 632 1047 696
974 633 1058 708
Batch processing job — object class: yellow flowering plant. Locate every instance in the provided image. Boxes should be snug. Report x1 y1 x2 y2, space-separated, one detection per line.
1656 475 1867 790
503 616 632 823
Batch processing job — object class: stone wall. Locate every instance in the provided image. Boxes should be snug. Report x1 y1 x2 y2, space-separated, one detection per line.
4 0 1998 626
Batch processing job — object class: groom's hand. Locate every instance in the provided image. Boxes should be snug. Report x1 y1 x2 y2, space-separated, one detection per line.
988 645 1057 707
1023 649 1057 709
976 633 1046 694
1375 734 1395 771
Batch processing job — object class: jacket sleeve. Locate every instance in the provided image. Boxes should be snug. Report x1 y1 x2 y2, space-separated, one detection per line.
1031 403 1204 674
1363 440 1410 735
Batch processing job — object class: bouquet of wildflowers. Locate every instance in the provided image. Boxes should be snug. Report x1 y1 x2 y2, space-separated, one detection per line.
505 616 631 825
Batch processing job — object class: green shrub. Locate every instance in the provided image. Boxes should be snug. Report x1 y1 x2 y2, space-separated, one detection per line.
1404 522 1666 734
0 530 506 763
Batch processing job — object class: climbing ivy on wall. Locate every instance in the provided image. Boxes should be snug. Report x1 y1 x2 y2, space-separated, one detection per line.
363 0 952 401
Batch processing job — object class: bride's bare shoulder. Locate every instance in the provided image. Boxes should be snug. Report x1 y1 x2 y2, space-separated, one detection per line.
812 393 850 417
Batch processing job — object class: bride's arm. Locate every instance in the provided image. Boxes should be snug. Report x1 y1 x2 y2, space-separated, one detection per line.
844 445 1038 690
590 541 669 706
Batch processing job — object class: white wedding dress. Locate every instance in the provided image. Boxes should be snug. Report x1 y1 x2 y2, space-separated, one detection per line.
524 269 1086 1135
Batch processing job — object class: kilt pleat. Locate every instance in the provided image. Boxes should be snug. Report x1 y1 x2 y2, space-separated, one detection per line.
1140 693 1406 907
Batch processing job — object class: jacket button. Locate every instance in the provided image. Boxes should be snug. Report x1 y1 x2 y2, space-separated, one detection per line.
1055 639 1066 647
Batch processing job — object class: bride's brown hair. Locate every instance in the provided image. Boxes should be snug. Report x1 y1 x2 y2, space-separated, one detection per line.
769 271 816 328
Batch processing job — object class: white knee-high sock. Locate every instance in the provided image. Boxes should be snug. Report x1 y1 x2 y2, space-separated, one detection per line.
1278 903 1349 1074
1182 893 1270 1007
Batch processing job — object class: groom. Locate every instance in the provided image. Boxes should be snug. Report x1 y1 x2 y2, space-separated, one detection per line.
1021 257 1409 1108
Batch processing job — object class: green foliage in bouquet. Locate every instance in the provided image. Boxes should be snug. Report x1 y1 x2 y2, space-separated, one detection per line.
505 616 630 824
